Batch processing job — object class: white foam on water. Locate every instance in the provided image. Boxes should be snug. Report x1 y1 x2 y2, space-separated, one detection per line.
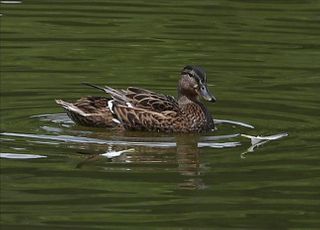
0 153 47 159
101 148 135 159
0 132 242 149
214 119 255 129
1 126 288 156
1 1 21 4
198 141 241 148
241 133 288 145
241 132 288 158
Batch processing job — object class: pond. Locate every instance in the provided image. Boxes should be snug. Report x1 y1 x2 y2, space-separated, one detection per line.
1 0 319 229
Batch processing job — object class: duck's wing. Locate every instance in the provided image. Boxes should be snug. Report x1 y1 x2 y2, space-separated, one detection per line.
83 83 179 112
110 103 178 132
124 87 179 112
55 96 117 128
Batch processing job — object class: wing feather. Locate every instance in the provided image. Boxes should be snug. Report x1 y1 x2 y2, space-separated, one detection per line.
112 104 178 132
88 85 179 113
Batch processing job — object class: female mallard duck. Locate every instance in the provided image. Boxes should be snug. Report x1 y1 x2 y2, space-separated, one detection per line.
56 65 216 133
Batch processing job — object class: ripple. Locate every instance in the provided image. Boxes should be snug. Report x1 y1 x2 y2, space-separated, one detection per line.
0 132 241 149
0 153 46 159
1 1 21 4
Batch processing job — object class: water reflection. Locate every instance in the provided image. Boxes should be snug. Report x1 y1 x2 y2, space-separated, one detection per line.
74 133 206 189
175 135 206 190
1 113 288 191
176 135 200 177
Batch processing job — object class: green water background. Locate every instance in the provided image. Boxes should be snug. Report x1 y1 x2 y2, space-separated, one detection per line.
1 0 320 229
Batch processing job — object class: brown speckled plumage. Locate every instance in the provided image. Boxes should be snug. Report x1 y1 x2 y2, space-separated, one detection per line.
56 65 216 133
56 96 116 128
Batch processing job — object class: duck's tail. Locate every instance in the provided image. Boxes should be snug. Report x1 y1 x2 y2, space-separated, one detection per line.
55 99 89 117
82 82 106 92
82 82 129 104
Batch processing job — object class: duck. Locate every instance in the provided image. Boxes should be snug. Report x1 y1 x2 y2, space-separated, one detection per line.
55 65 216 133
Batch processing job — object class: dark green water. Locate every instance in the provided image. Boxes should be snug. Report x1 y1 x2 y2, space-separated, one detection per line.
1 0 320 229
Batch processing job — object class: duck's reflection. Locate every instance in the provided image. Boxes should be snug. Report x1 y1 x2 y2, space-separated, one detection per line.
175 134 200 177
175 135 207 190
75 133 207 190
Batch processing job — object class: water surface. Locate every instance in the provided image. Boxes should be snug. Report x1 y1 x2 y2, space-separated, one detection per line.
1 0 320 229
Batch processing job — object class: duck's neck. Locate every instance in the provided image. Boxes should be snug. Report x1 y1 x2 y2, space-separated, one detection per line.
177 94 199 105
178 95 214 129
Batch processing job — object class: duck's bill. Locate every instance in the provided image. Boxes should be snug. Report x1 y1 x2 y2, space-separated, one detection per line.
200 85 216 102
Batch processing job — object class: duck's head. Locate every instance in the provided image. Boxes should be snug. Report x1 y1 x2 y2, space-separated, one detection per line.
178 65 216 102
